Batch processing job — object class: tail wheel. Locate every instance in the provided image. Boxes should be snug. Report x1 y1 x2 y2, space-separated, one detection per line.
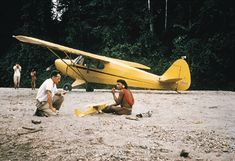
63 83 72 91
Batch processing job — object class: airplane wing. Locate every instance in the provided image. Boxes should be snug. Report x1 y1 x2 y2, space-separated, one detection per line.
13 35 150 69
111 58 150 70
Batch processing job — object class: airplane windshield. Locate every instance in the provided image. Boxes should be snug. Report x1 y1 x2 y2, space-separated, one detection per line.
74 55 84 65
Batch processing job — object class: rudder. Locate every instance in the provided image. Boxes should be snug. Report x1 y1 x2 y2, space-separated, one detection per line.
160 58 191 91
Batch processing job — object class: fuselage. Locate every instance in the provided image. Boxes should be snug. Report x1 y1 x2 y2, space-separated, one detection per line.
54 58 168 89
55 57 190 90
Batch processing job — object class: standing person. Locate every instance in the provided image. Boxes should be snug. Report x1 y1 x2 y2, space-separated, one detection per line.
30 69 37 90
102 79 134 115
13 63 22 89
34 70 65 117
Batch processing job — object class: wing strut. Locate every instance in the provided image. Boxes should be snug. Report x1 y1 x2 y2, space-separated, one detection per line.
47 48 88 83
63 51 74 64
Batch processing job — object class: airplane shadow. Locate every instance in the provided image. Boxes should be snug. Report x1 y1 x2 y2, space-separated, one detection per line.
68 89 197 95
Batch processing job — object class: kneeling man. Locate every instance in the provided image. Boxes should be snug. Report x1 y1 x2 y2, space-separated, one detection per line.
34 70 65 117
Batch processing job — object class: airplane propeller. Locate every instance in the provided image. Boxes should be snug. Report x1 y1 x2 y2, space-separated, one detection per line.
46 64 54 71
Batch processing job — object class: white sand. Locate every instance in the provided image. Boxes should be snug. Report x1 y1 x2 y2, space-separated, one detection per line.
0 88 235 161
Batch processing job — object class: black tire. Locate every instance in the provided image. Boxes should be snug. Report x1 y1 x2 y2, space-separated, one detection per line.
63 83 72 91
86 83 94 92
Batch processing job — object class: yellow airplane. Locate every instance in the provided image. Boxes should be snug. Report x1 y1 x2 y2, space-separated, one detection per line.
14 35 191 92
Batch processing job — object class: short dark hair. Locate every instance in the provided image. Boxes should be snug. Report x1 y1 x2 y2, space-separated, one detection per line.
117 79 128 89
50 70 60 78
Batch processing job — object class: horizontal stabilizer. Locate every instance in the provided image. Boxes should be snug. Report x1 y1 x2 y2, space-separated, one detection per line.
159 77 182 83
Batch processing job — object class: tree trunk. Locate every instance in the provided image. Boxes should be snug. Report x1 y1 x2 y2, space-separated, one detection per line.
148 0 153 33
165 0 168 31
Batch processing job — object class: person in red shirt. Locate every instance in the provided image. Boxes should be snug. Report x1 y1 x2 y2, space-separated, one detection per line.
102 79 134 115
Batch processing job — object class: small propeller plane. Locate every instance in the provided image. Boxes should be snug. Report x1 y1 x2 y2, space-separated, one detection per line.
14 35 191 92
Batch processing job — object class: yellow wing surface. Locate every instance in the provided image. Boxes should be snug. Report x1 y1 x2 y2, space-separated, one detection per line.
74 103 107 117
14 35 150 70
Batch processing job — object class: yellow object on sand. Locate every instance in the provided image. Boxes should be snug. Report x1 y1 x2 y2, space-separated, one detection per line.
74 103 107 117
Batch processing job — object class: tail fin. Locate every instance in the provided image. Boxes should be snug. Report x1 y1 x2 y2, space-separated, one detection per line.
159 58 191 91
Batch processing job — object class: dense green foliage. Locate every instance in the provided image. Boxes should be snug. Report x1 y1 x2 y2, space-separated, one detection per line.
0 0 234 90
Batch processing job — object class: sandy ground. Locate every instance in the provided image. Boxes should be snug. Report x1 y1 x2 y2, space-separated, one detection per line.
0 88 235 161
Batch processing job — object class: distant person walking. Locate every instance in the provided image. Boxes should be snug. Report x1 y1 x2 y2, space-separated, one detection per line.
13 63 21 89
30 69 37 90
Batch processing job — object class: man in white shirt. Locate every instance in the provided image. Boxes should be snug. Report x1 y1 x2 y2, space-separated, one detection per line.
13 63 21 89
34 70 65 117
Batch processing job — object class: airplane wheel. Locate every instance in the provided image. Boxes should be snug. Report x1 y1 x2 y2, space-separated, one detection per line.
63 83 72 91
86 84 94 92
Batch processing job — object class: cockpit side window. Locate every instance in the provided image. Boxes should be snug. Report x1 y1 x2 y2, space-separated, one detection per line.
84 58 105 70
74 56 104 69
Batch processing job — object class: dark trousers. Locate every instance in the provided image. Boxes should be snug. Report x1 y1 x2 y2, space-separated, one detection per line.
102 105 132 115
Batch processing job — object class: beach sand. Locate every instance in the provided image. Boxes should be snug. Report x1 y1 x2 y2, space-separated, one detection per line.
0 88 234 161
